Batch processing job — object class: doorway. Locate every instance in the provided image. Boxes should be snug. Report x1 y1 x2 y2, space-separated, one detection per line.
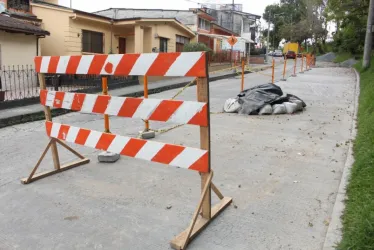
119 37 126 54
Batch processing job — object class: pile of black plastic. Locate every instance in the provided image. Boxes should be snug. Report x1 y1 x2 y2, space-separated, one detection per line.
223 84 306 115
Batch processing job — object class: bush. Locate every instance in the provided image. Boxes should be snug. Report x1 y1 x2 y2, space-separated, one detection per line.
183 43 212 52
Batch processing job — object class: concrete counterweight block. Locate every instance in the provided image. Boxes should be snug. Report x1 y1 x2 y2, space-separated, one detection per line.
98 151 120 163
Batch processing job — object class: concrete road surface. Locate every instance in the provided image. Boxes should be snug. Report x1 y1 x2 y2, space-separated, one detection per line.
0 62 356 250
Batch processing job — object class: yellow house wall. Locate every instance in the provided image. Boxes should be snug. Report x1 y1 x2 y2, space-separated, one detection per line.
31 5 71 56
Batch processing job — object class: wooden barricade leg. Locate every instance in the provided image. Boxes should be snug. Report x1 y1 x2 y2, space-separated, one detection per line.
21 73 90 184
140 75 155 139
170 73 232 250
102 77 110 133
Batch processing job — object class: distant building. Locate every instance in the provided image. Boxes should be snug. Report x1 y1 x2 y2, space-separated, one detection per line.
95 8 243 53
30 1 196 56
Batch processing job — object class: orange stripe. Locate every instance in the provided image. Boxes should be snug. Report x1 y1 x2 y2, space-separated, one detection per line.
88 55 108 75
185 53 206 77
146 53 181 76
148 100 183 122
151 144 185 164
114 54 140 75
71 93 86 111
57 124 70 140
40 89 48 105
75 128 91 145
96 133 116 151
188 152 209 172
53 91 65 108
66 56 82 74
48 56 60 73
45 121 52 136
34 57 42 73
117 98 143 117
187 104 208 126
120 138 146 157
92 95 111 114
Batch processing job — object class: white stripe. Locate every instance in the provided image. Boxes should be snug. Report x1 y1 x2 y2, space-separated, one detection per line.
56 56 71 74
65 126 80 143
169 147 206 169
76 55 94 74
50 123 61 138
84 130 102 148
100 54 124 75
61 92 75 110
165 52 203 76
132 99 161 119
135 141 165 161
168 101 205 124
106 135 131 154
80 94 97 113
105 96 126 116
129 53 158 75
45 91 56 107
40 56 51 73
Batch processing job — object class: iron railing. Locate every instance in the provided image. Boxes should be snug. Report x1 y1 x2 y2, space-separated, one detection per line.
208 50 246 65
0 65 138 103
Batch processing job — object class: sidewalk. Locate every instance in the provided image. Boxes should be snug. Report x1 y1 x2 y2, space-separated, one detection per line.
0 64 270 128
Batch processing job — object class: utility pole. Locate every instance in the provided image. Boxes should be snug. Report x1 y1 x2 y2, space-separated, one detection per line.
363 0 374 68
232 0 235 32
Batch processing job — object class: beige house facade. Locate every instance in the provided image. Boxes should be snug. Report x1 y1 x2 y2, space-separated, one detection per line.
31 1 196 57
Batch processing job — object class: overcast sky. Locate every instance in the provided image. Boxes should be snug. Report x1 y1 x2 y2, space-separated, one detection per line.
59 0 278 17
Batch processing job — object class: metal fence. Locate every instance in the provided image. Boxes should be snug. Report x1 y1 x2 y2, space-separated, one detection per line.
208 50 246 65
0 65 138 103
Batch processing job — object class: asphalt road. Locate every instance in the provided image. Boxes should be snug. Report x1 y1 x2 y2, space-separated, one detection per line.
0 60 356 250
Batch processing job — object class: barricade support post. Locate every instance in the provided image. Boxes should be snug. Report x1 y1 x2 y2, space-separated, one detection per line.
301 54 304 73
292 56 297 77
272 58 275 84
241 57 245 91
281 58 287 81
102 77 110 133
24 52 232 250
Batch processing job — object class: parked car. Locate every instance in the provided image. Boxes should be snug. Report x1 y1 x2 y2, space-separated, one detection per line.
285 50 296 59
273 50 283 57
268 51 274 56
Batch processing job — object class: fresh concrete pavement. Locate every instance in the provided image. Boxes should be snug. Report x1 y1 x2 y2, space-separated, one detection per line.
0 60 357 249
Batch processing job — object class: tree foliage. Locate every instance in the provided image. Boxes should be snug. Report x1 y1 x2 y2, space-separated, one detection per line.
262 0 327 52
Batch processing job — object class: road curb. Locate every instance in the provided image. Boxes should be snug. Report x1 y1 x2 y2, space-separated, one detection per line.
0 67 270 129
322 68 360 249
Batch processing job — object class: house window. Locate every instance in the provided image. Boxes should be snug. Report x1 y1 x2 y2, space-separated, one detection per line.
198 18 211 31
160 37 168 52
82 30 104 54
176 35 190 52
7 0 30 12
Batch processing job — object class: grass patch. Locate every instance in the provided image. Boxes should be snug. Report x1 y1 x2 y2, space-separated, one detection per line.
333 52 353 63
338 59 374 249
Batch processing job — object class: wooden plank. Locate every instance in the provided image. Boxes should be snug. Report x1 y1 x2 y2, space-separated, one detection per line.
21 158 90 184
170 197 233 250
211 182 224 200
24 139 53 183
55 139 86 160
197 73 211 220
38 73 60 170
182 171 213 249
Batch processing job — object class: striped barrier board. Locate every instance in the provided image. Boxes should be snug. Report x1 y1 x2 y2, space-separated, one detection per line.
45 121 208 173
40 90 208 126
34 52 206 77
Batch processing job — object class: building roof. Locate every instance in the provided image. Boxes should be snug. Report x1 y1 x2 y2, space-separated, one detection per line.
31 1 195 36
0 14 50 36
212 23 240 36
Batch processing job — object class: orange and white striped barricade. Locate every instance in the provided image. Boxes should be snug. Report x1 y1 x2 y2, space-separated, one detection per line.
24 52 232 250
